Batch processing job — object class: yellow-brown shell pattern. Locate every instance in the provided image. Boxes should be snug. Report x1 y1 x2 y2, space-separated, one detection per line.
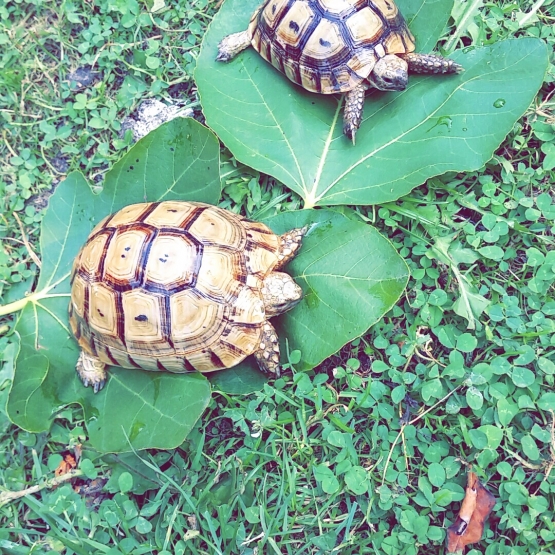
69 201 281 373
248 0 415 94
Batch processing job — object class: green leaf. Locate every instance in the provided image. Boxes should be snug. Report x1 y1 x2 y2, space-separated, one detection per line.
452 287 490 330
511 366 536 388
456 333 477 353
313 464 340 494
311 531 338 551
428 235 489 329
538 357 555 375
542 143 555 171
263 210 409 370
196 0 548 207
433 488 452 507
477 245 505 261
521 435 540 461
6 119 220 452
118 471 134 493
208 358 267 395
466 386 483 410
392 385 407 404
497 398 518 427
478 425 503 450
344 466 370 495
428 462 446 487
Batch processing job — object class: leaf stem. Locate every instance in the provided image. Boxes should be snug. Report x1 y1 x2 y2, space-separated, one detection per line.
305 97 343 209
0 296 31 317
0 469 84 508
0 282 70 317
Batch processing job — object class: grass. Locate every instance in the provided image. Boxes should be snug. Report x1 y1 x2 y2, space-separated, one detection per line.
1 0 555 553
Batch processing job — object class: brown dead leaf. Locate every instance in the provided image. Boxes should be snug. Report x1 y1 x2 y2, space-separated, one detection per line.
55 453 77 477
447 470 496 554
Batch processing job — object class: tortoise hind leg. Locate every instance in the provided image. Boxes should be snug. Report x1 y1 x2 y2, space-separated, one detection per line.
253 321 281 377
216 31 251 62
400 53 463 75
343 84 366 145
77 351 108 393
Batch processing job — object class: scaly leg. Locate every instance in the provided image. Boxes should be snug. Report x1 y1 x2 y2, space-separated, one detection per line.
343 84 366 145
216 30 252 62
253 321 281 377
400 53 463 75
276 226 308 269
76 351 108 393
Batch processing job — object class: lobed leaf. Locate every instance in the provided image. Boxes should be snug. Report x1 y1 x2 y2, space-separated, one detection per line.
6 119 220 452
264 210 409 370
196 0 548 207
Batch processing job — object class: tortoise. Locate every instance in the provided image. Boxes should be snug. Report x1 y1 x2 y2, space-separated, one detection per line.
69 201 306 392
216 0 463 143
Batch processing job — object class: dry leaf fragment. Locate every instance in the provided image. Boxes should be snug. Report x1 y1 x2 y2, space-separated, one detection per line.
55 453 77 477
447 471 496 554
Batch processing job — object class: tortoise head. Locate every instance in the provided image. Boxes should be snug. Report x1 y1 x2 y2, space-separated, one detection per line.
368 54 408 91
262 271 303 317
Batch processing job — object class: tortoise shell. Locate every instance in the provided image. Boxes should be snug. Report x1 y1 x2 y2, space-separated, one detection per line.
248 0 416 94
69 201 282 373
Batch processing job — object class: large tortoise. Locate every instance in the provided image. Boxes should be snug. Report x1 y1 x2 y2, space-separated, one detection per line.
69 201 306 392
216 0 463 143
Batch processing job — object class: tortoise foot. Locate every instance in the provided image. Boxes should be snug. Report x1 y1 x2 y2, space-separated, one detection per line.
254 321 281 377
216 31 251 62
76 352 107 393
343 85 366 144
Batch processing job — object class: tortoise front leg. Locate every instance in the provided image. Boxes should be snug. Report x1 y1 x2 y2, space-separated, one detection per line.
77 351 108 393
400 53 463 75
276 226 308 269
216 30 252 62
343 84 366 145
253 321 281 377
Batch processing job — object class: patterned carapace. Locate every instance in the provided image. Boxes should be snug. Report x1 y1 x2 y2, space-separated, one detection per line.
69 201 283 374
248 0 415 94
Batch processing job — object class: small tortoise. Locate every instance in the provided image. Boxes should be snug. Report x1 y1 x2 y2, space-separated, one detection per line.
69 201 306 392
216 0 463 143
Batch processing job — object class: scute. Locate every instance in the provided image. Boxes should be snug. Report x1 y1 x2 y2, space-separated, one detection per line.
302 18 343 60
143 201 199 228
188 206 245 249
122 290 164 343
195 247 243 303
88 282 119 336
78 232 110 279
144 233 199 288
250 0 416 94
69 201 284 374
274 1 315 48
345 7 383 45
103 226 154 288
170 288 227 349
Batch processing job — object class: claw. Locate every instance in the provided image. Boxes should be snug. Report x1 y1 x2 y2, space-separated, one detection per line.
215 50 231 63
343 122 357 145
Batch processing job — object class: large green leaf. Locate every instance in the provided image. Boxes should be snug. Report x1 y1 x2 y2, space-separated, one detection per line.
196 0 548 207
266 210 409 370
4 119 219 453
